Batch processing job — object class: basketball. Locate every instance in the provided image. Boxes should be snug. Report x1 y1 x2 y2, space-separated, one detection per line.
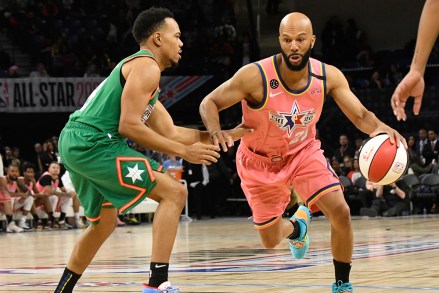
358 133 408 185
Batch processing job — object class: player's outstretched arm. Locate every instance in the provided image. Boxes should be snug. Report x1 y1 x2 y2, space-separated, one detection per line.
120 57 220 165
327 65 407 148
391 0 439 121
200 64 259 151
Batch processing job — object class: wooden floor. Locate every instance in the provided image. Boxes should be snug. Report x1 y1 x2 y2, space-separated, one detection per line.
1 215 439 292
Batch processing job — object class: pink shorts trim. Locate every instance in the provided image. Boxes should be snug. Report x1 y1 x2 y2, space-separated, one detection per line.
254 216 281 230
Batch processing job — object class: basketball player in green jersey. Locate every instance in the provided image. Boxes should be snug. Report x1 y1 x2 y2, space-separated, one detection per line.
54 7 250 293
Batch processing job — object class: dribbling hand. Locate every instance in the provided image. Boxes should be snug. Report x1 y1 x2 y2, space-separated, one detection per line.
391 70 425 121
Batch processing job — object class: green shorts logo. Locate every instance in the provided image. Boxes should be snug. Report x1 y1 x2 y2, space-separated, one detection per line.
117 157 155 188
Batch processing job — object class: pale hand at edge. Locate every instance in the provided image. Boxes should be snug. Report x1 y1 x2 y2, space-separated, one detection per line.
391 70 425 121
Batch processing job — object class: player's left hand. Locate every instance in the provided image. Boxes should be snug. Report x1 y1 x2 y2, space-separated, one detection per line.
370 126 407 149
210 123 253 152
391 70 425 121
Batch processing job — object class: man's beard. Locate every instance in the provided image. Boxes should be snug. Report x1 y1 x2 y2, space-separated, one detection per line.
281 45 312 71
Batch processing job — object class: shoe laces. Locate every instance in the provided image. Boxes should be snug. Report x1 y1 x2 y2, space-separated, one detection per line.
291 235 307 248
334 280 353 292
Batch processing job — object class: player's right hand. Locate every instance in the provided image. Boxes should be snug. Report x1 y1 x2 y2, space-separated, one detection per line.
183 142 221 165
391 70 425 121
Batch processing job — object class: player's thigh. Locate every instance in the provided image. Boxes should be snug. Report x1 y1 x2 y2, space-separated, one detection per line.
148 171 187 205
315 189 350 218
290 146 341 213
257 216 284 240
93 207 118 230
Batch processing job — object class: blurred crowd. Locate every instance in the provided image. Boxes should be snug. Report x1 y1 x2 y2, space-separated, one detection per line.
0 0 259 79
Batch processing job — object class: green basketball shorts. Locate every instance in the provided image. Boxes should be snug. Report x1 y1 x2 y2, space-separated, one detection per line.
58 121 164 224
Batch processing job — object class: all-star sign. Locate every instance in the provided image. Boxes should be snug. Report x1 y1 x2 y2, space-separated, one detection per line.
0 76 213 113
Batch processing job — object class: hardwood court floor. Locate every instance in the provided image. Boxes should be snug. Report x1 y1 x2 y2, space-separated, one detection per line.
1 215 439 292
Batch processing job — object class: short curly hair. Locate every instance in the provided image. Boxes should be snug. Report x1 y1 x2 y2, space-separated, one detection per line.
132 7 174 45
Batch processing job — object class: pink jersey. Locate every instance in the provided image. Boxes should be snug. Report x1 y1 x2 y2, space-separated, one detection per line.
241 56 326 159
7 179 17 193
0 176 12 201
36 171 60 193
19 176 35 195
0 176 18 200
237 56 341 226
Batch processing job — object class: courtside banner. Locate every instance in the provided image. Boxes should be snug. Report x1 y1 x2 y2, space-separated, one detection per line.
0 76 213 113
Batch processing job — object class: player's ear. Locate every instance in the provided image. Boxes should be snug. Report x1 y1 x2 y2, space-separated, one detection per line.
153 32 162 46
311 35 316 49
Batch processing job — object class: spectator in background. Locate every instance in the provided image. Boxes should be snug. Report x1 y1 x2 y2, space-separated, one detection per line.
36 161 81 229
83 62 101 77
354 138 364 158
417 128 431 165
330 158 343 176
426 129 439 164
347 158 362 184
162 154 183 170
369 71 383 89
406 132 436 176
206 156 231 218
29 62 50 77
32 143 45 178
5 163 34 230
21 162 55 230
8 65 20 77
11 147 23 170
0 174 23 233
3 146 18 168
334 134 356 163
358 180 377 216
182 160 209 220
148 150 163 164
39 139 56 173
341 155 354 177
61 170 87 228
360 180 409 217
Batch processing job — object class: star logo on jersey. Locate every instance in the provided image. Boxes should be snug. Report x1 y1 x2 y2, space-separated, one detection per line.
125 163 145 184
269 101 316 137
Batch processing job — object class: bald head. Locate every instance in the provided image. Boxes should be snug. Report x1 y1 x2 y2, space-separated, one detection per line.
278 12 316 71
279 12 313 36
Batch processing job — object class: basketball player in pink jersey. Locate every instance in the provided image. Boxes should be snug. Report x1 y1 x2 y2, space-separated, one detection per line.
200 12 406 293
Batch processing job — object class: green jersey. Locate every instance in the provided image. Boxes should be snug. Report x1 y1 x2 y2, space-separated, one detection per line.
69 50 160 138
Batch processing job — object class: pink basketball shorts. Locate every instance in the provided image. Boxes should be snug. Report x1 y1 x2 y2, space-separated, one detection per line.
237 141 341 228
